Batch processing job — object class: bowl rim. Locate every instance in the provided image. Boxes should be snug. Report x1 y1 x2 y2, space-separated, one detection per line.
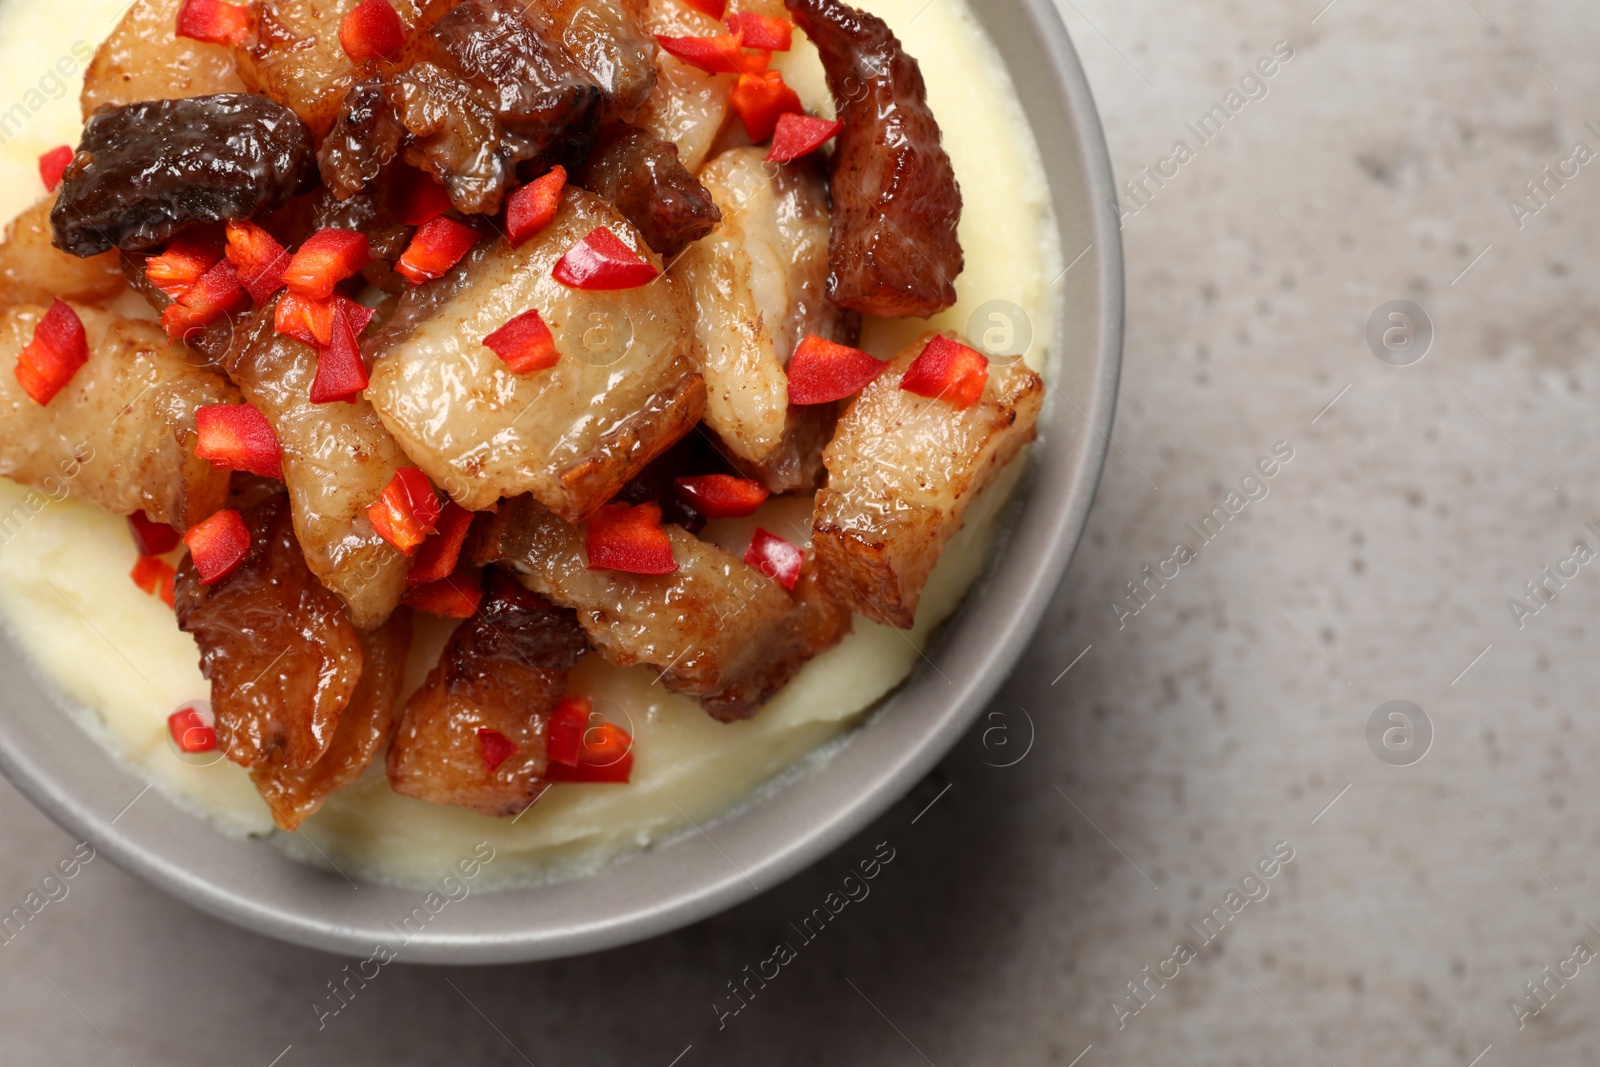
0 0 1123 963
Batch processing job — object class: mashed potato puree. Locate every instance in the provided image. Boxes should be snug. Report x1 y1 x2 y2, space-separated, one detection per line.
0 0 1060 887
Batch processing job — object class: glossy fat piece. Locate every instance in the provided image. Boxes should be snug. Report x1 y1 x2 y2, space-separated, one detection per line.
224 304 413 630
0 200 124 307
80 0 246 118
366 188 703 521
250 608 412 831
674 148 849 476
525 0 658 119
388 571 587 817
478 494 851 721
784 0 964 318
635 0 731 173
813 333 1043 628
0 304 234 528
174 495 365 770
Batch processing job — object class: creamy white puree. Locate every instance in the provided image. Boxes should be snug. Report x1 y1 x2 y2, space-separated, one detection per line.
0 0 1060 886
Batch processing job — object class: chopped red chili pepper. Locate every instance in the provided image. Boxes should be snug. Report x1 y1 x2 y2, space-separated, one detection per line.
308 298 374 404
478 727 518 772
168 705 217 753
395 216 479 285
729 70 803 142
132 556 179 606
506 165 567 247
585 502 677 575
175 0 251 46
767 113 843 164
654 30 770 76
128 512 181 556
159 258 246 341
274 291 335 347
388 164 453 226
899 334 989 409
339 0 406 64
545 719 634 783
407 501 475 585
367 467 442 555
145 237 223 300
786 334 886 405
744 527 802 589
482 308 559 374
38 146 73 192
403 570 484 618
224 220 291 304
679 0 726 17
195 403 283 480
283 228 371 300
673 473 769 519
552 227 658 290
725 13 791 50
183 508 251 584
15 300 88 406
545 694 592 767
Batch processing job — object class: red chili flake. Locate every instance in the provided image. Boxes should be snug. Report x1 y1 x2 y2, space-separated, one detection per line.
224 220 291 304
307 298 373 404
767 113 843 164
585 502 677 575
128 512 181 556
407 501 475 585
402 571 484 618
144 237 223 301
729 70 803 142
38 146 73 192
175 0 252 46
159 258 246 341
283 228 370 301
544 719 634 783
395 216 479 285
183 509 251 584
482 308 559 374
545 694 592 767
673 474 768 519
339 0 406 64
744 527 802 589
168 706 217 753
15 300 88 406
195 403 283 480
506 165 567 247
786 334 886 405
387 164 453 226
654 30 770 76
725 13 791 50
552 226 658 290
899 334 990 409
478 727 518 773
130 554 176 596
367 467 442 555
274 291 335 347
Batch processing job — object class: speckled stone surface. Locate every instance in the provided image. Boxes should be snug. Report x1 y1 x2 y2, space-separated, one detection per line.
3 0 1598 1063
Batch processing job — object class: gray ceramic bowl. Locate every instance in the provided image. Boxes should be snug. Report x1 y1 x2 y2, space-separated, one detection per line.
0 0 1122 963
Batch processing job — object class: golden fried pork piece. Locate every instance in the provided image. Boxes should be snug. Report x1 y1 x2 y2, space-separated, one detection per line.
388 570 588 816
635 0 731 172
224 304 413 630
577 124 720 258
674 148 854 486
812 334 1043 628
0 304 234 528
174 495 365 769
80 0 247 119
527 0 658 119
250 608 412 831
237 0 455 140
784 0 964 318
366 188 702 521
0 200 124 307
478 494 850 721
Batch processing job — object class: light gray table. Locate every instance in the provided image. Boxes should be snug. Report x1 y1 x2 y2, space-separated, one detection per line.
5 0 1598 1062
